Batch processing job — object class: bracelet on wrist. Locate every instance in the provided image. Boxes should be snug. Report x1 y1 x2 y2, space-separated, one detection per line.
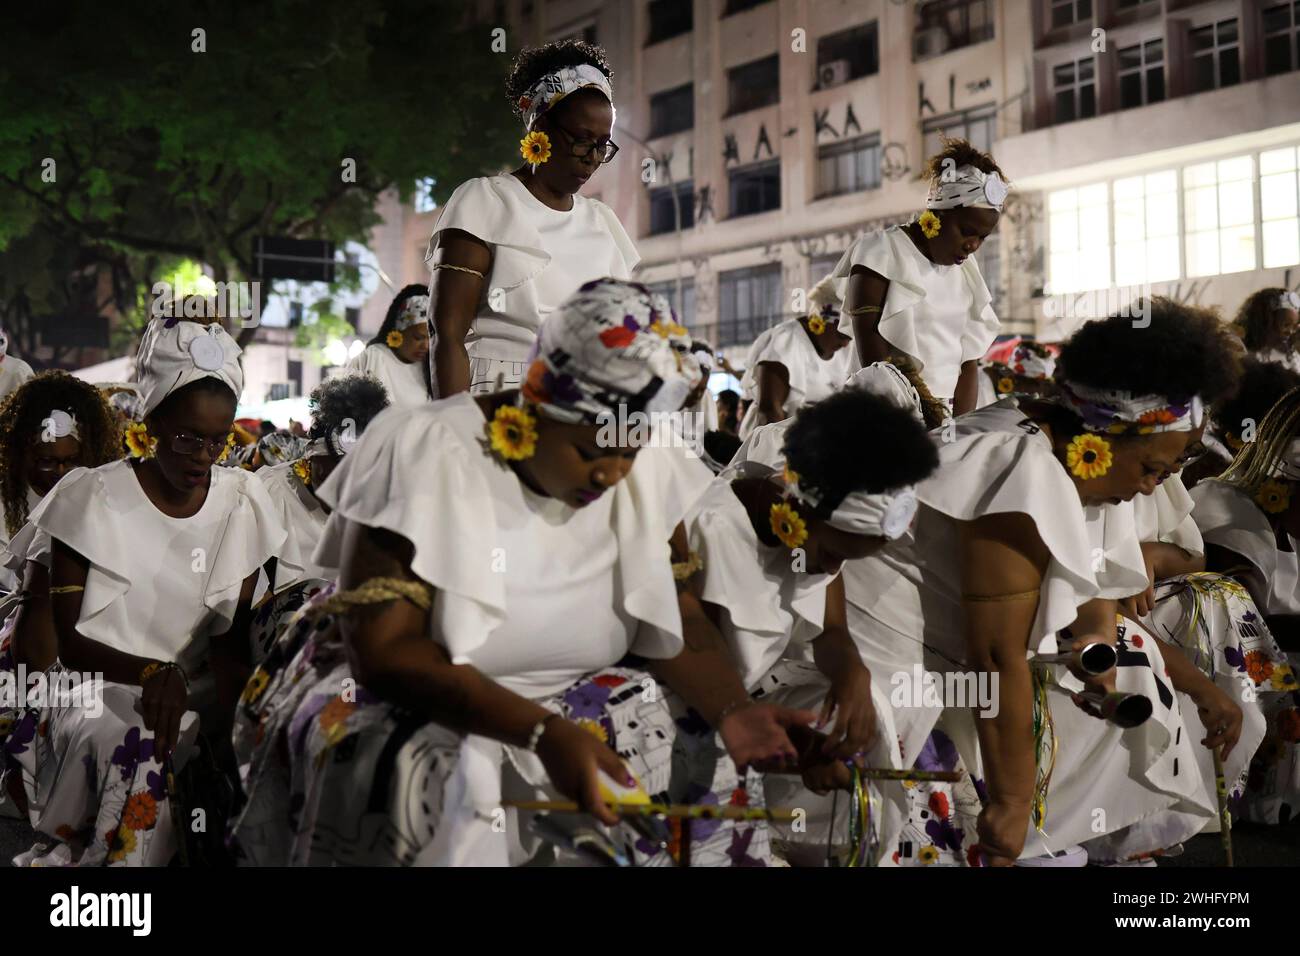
714 697 753 727
526 713 561 752
139 660 188 691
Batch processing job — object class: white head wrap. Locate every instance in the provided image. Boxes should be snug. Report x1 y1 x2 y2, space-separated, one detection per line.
136 319 244 416
395 294 429 331
517 64 614 131
807 275 842 319
0 328 7 359
926 164 1009 212
40 409 80 443
846 363 925 425
784 468 918 540
1057 381 1205 434
305 425 361 460
522 279 702 425
1273 290 1300 313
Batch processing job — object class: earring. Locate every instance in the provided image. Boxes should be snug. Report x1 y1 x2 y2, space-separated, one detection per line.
769 500 808 550
486 404 539 462
520 130 552 174
918 210 942 239
1066 433 1113 480
124 422 157 460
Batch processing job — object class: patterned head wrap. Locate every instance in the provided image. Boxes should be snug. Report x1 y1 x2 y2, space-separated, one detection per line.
395 294 429 331
926 164 1009 212
105 388 145 422
136 318 243 416
521 278 702 425
783 466 917 541
1056 380 1205 435
1011 341 1056 380
517 64 614 131
257 432 308 467
1273 290 1300 313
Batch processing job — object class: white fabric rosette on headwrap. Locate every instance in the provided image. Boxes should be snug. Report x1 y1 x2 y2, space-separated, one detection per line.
136 318 244 415
926 164 1009 212
40 409 80 443
1272 290 1300 313
784 467 918 541
517 63 614 131
520 278 702 424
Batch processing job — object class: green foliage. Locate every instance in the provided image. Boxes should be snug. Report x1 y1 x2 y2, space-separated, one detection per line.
292 307 356 366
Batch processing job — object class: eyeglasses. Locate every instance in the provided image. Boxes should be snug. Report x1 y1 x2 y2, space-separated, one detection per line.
166 431 230 458
548 121 619 164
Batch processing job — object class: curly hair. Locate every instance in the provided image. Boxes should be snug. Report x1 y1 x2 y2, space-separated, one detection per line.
0 371 123 535
1055 298 1242 408
1212 356 1300 446
505 39 613 119
922 136 1008 188
783 388 939 514
1232 287 1295 352
309 374 391 443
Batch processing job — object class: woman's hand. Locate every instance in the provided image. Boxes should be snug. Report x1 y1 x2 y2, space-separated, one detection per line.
717 701 816 774
974 799 1030 866
140 666 189 761
1119 551 1158 619
818 665 878 760
1190 681 1243 759
535 718 631 827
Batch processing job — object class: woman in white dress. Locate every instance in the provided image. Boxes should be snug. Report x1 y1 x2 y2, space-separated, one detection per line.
1232 288 1300 374
682 380 939 861
232 280 815 866
1192 388 1300 822
737 276 854 440
0 329 35 406
974 340 1057 410
427 40 638 397
345 285 431 408
0 373 122 593
4 319 284 866
840 300 1244 866
253 375 390 661
835 138 1005 415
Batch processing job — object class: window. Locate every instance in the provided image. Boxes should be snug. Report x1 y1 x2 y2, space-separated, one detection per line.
288 302 304 328
414 177 438 214
913 0 994 61
1117 40 1164 109
811 252 845 283
1053 57 1096 123
268 383 293 402
345 307 360 330
1191 19 1240 93
723 0 771 15
922 104 996 159
1112 170 1179 285
718 264 783 347
1116 0 1148 7
1184 155 1255 277
727 55 780 115
1050 0 1091 29
649 84 693 137
649 180 696 235
647 0 692 44
647 279 697 330
815 22 879 87
287 360 303 395
817 133 881 198
1261 145 1300 268
1048 182 1111 293
729 160 781 217
1264 2 1300 76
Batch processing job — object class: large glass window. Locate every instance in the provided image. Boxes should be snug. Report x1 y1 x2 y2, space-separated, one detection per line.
913 0 994 60
649 83 693 138
647 278 697 330
1112 170 1179 285
815 22 879 87
1048 183 1110 293
1264 2 1300 76
727 55 780 115
1053 57 1096 124
647 0 692 45
1050 0 1091 29
1117 40 1164 110
816 134 881 199
729 160 781 217
1184 155 1255 276
1191 19 1240 93
922 104 996 160
1261 145 1300 268
648 180 695 235
718 264 783 347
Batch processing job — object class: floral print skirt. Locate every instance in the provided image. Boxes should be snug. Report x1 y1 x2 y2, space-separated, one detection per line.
230 588 769 866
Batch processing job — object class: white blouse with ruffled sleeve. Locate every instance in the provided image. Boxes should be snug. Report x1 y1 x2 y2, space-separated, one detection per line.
258 460 330 592
1192 479 1300 616
737 318 853 439
345 343 429 408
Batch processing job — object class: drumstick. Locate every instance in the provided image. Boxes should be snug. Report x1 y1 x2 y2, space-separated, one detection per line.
859 768 963 783
504 800 799 822
1213 750 1234 867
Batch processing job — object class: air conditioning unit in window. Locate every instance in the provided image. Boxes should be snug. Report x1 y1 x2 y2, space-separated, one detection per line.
817 59 850 89
913 26 950 60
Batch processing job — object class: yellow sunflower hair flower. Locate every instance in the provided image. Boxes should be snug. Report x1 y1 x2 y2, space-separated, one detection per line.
487 404 538 461
770 500 808 550
918 210 942 239
216 432 236 464
806 314 827 335
1066 433 1113 481
386 329 404 349
918 845 940 865
649 318 688 339
997 376 1015 394
1256 478 1291 514
520 130 552 170
292 458 312 487
124 421 157 460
